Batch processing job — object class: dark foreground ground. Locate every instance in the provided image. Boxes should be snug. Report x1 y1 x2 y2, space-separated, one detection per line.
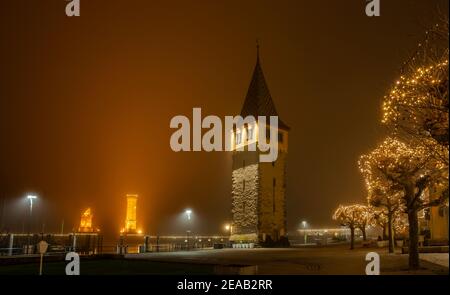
0 244 447 275
126 244 448 275
0 259 215 275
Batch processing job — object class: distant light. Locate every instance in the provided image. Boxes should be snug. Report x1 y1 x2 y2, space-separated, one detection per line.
185 209 192 220
137 229 143 234
26 195 38 209
225 224 230 231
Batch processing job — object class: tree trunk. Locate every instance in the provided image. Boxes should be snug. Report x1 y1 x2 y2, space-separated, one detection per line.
387 214 395 253
407 208 420 269
362 227 367 241
350 226 355 250
382 224 387 240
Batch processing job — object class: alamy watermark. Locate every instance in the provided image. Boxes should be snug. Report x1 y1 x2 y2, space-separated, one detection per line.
63 1 379 18
169 108 279 162
365 0 380 17
365 252 380 275
65 252 80 275
66 0 80 17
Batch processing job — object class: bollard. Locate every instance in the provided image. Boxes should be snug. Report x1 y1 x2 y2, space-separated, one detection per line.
8 234 14 256
144 236 149 252
72 234 77 252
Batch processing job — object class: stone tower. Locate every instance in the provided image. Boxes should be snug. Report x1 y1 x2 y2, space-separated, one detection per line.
78 208 93 233
125 194 138 233
230 47 289 244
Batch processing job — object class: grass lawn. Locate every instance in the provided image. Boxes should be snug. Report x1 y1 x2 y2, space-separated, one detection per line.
0 259 215 275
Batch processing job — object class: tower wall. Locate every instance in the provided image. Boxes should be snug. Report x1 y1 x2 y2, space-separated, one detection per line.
230 151 260 242
258 151 287 241
230 143 288 244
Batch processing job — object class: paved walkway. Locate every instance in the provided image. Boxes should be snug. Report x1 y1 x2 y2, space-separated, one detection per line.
420 253 449 268
125 244 449 275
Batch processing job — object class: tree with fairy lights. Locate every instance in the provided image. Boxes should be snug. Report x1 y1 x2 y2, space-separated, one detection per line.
359 155 405 253
333 204 370 250
359 137 447 269
368 201 406 253
365 17 449 269
392 212 409 239
370 208 389 240
354 205 371 242
382 17 449 166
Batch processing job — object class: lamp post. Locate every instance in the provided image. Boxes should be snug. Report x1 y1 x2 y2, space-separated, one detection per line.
301 220 308 244
224 224 232 248
186 230 191 250
225 224 231 235
26 195 37 254
185 209 192 250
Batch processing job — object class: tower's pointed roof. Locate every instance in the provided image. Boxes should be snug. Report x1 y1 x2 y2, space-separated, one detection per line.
240 45 289 130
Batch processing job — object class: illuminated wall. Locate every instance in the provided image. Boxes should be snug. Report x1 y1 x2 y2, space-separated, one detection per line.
125 194 138 233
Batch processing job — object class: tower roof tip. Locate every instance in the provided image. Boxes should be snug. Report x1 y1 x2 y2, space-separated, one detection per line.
240 41 290 130
256 39 260 62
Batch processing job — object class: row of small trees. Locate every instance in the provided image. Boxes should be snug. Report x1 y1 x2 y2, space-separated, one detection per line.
332 204 408 251
334 17 449 270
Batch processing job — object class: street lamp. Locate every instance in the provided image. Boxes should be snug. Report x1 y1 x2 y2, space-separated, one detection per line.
224 224 232 235
27 195 37 215
26 195 37 254
301 220 308 244
224 224 232 247
185 209 192 249
185 209 192 220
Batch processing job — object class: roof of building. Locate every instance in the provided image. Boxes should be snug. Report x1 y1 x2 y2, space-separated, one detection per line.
240 47 290 130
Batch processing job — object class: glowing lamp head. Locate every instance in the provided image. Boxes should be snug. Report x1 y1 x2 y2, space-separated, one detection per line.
26 195 37 208
185 209 192 220
225 224 230 231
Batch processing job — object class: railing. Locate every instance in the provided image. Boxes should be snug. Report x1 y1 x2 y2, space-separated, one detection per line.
0 233 230 256
0 233 102 256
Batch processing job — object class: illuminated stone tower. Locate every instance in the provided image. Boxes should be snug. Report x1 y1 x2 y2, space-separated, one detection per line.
78 208 93 233
125 194 138 233
230 46 289 244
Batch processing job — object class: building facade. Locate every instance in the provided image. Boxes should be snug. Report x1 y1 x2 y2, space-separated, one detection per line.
230 49 289 244
421 185 449 243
